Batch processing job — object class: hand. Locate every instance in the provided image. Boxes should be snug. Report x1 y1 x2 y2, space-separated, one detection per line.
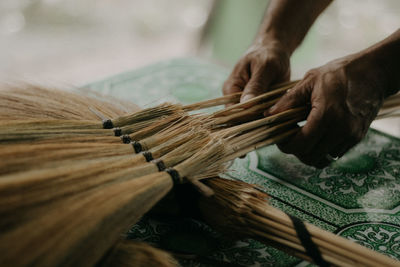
268 54 389 168
222 39 291 104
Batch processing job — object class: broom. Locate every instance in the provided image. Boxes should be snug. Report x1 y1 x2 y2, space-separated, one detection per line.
1 80 397 267
97 240 178 267
0 137 226 266
0 131 212 218
192 177 400 267
0 84 138 120
0 121 208 175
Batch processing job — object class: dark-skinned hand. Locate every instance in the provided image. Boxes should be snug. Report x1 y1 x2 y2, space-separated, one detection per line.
267 54 388 168
222 39 291 104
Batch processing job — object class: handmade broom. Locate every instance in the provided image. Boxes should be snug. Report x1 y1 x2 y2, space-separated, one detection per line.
1 81 398 267
97 240 178 267
0 137 226 266
164 177 400 267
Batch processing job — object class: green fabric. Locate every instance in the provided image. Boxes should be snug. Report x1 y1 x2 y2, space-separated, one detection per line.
87 58 400 266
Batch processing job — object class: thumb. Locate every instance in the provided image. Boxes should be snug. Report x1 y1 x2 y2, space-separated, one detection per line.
267 80 312 115
240 69 274 103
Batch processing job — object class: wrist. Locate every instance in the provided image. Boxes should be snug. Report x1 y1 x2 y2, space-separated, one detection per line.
350 49 398 98
253 32 293 56
350 31 400 97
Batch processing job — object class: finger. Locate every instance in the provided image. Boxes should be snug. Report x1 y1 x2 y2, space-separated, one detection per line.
223 62 250 106
223 79 245 107
267 78 313 116
223 60 250 93
240 66 275 103
301 154 330 169
306 132 345 168
277 103 326 157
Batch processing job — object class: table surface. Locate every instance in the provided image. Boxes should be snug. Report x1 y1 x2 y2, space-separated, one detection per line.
87 58 400 267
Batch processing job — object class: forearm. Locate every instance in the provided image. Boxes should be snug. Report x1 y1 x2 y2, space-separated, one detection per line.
352 29 400 97
257 0 332 54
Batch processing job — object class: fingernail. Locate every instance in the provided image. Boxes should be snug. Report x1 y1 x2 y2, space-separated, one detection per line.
269 104 277 112
264 105 276 117
240 94 255 103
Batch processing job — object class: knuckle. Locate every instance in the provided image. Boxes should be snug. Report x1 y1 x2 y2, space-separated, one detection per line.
304 69 320 80
222 77 246 95
246 80 266 93
222 81 233 95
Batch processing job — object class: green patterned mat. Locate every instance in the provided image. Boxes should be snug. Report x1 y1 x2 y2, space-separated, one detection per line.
87 58 400 266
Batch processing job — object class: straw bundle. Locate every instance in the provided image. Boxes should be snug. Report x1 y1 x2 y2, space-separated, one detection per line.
98 240 178 267
0 84 137 120
0 137 225 266
194 177 400 267
1 80 399 267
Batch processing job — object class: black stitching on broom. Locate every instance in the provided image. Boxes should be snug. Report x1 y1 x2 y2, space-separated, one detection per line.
121 135 131 144
102 119 114 129
141 151 153 162
165 168 180 184
151 159 166 171
131 141 143 153
113 127 122 136
288 214 329 267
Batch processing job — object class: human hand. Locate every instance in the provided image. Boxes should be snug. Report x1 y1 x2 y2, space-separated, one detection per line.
268 54 390 168
222 39 291 104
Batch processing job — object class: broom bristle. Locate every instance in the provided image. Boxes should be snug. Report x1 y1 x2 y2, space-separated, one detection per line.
2 79 400 267
197 178 400 267
125 113 184 142
0 170 174 266
174 138 226 181
0 142 132 175
111 103 183 128
0 84 137 120
98 240 178 267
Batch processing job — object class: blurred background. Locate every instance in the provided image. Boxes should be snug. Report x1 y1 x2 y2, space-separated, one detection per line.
0 0 399 84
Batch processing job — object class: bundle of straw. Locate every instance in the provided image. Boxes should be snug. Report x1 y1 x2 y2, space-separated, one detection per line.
194 178 400 267
0 84 138 120
98 240 178 267
1 80 399 267
0 138 226 266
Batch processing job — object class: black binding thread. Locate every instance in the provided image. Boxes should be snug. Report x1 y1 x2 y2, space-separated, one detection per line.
165 168 180 184
121 135 131 144
120 134 132 144
288 214 329 267
102 119 114 129
131 141 143 153
113 127 122 137
152 159 166 171
141 151 154 162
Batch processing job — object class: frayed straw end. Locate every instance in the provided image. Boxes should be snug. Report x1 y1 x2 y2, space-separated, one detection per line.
189 179 214 197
